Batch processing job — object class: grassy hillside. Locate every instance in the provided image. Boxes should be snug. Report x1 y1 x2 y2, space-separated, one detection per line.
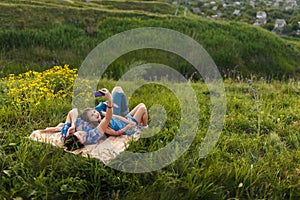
0 0 299 78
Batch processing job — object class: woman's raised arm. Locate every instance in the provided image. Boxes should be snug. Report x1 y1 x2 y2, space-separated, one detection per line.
97 88 113 133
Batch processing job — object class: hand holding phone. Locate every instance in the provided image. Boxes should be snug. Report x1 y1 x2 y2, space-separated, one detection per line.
94 91 105 97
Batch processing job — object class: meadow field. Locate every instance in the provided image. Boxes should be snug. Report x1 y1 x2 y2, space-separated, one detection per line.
0 65 299 199
0 0 300 199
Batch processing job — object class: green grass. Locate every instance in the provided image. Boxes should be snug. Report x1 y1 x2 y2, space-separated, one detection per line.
0 67 299 199
0 0 300 198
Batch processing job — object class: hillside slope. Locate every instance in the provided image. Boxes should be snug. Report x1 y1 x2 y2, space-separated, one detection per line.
0 0 299 79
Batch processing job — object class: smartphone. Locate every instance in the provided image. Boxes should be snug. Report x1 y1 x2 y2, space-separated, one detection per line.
94 91 105 97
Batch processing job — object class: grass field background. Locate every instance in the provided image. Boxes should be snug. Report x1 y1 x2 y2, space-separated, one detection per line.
0 65 299 199
0 0 300 199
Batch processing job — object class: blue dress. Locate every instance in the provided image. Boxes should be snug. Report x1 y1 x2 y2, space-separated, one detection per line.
109 114 138 135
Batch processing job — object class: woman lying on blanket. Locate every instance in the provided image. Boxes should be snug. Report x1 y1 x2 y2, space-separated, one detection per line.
43 88 148 150
40 86 130 133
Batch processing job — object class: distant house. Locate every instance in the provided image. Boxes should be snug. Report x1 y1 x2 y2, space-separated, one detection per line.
193 7 201 14
273 2 280 7
211 13 222 18
256 11 267 19
274 19 287 29
253 11 267 26
232 9 241 16
250 0 255 7
285 0 298 9
212 6 218 11
233 1 241 6
254 19 267 26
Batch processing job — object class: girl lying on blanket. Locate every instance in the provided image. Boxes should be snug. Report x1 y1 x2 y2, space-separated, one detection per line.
40 86 129 133
42 88 148 151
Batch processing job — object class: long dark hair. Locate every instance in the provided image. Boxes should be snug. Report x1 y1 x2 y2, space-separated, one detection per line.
64 135 84 151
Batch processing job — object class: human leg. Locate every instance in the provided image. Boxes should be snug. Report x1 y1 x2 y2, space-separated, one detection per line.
112 86 128 116
129 103 148 126
40 112 73 136
40 123 64 133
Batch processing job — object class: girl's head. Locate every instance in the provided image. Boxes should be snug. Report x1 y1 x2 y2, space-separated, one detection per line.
81 108 101 122
81 108 102 128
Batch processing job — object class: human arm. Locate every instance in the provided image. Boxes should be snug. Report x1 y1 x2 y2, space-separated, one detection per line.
66 108 78 136
105 127 121 136
40 123 64 133
96 88 113 133
59 108 79 142
105 123 135 136
101 112 136 126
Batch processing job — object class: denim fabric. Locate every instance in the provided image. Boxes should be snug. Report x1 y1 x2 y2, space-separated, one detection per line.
109 114 138 135
95 102 107 113
94 91 128 116
61 122 71 137
112 91 128 116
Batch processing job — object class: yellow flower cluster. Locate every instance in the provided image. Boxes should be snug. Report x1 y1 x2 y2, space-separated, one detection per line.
2 65 77 109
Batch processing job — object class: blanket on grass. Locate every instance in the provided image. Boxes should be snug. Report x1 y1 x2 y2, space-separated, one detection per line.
29 130 140 164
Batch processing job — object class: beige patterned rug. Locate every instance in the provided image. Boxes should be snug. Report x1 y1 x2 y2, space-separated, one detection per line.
29 130 140 164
